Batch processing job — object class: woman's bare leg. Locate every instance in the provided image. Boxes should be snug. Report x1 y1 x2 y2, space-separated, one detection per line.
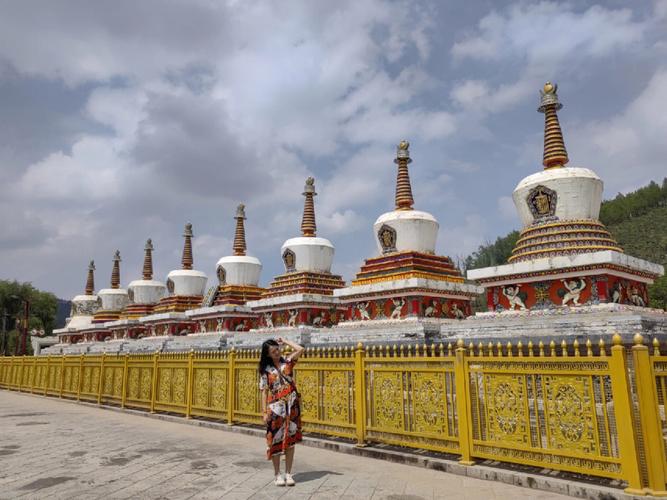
285 446 295 474
271 455 281 475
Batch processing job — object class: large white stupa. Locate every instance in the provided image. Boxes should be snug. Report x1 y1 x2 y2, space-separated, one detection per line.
467 82 663 313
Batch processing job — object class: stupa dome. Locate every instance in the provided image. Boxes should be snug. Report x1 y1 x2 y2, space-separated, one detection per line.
127 239 166 304
165 223 207 296
371 141 439 256
280 177 335 273
66 260 100 328
215 205 262 287
97 250 129 312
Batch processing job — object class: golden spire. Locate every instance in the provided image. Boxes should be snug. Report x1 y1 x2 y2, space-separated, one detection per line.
111 250 121 289
85 260 95 295
233 204 247 256
142 239 154 280
538 82 569 169
301 177 317 237
181 223 193 270
394 140 414 210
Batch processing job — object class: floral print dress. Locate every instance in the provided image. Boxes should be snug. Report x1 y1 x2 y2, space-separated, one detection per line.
259 358 303 459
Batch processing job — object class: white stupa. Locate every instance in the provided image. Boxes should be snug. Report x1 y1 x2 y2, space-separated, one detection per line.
165 223 207 301
64 260 100 330
125 239 167 318
94 250 129 322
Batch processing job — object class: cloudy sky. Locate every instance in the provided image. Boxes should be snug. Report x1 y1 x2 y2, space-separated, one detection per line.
1 0 666 299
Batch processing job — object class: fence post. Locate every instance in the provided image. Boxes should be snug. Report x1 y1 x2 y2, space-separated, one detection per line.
631 334 667 496
150 351 159 413
97 353 106 405
76 354 84 401
609 334 645 494
59 356 65 398
44 355 50 395
227 348 236 425
354 342 367 447
121 354 129 408
186 349 194 419
18 356 24 392
454 339 474 465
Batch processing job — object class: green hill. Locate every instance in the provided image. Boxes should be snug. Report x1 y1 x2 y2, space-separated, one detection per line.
465 178 667 310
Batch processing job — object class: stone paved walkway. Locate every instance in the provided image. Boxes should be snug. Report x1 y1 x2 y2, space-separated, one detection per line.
0 391 571 499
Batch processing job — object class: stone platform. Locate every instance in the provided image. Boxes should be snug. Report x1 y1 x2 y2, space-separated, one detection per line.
41 304 667 354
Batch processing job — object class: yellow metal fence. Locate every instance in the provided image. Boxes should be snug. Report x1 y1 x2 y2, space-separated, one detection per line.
1 335 666 496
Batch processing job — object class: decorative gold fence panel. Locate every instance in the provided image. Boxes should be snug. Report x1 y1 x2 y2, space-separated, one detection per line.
189 351 230 421
465 345 622 479
61 356 81 399
1 336 667 495
124 354 154 410
154 353 189 414
364 344 460 454
296 347 357 440
232 350 262 425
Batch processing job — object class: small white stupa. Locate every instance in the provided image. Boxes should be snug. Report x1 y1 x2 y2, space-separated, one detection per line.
125 239 167 318
64 260 100 330
161 223 208 310
93 250 129 323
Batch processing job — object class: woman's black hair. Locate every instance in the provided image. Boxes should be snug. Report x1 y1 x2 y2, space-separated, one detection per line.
258 339 280 375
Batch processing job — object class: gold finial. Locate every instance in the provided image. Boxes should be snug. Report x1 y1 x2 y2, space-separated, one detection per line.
612 333 622 346
85 260 96 295
142 239 154 280
538 81 568 170
394 140 414 210
633 333 644 345
233 204 247 256
181 222 194 270
456 338 464 348
301 177 317 237
111 250 121 289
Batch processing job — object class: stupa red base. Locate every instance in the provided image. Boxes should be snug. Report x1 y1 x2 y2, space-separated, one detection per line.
154 295 203 313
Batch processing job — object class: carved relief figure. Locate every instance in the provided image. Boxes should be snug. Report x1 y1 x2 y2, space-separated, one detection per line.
451 303 466 319
357 302 371 321
527 185 557 219
264 312 274 329
390 298 405 320
424 300 438 317
216 318 224 332
282 249 296 272
235 320 247 331
216 265 226 285
502 284 527 310
560 278 586 306
287 309 298 328
166 278 175 295
611 281 624 304
199 320 206 333
629 286 646 307
377 224 397 254
312 311 326 327
127 288 135 303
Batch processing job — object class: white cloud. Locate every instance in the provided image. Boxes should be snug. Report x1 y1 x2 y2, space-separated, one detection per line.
452 3 644 63
568 69 667 193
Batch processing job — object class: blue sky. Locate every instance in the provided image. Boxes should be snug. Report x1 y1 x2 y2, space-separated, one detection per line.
0 0 666 299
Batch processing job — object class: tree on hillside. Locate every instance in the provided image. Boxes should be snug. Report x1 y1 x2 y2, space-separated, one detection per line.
0 280 59 355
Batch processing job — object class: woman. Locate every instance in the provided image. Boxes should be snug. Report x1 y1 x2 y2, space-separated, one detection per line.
258 337 304 486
